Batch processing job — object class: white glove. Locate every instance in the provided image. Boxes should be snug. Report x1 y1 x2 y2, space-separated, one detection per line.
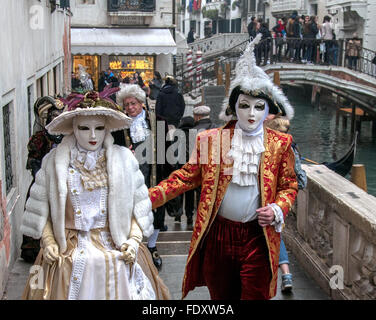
119 241 137 264
41 219 59 265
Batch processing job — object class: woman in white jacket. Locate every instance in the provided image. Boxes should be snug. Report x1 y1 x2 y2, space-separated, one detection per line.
21 90 170 300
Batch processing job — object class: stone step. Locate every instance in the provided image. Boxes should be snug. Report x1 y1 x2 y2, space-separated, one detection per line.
142 230 192 256
154 240 191 256
203 85 226 96
157 231 192 242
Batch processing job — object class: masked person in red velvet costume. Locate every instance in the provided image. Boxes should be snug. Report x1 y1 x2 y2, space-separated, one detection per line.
149 34 298 300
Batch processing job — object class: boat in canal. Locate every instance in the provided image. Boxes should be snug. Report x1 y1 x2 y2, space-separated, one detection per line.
302 132 358 177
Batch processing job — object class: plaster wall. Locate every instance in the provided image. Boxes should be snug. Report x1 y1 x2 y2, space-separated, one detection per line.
0 0 69 295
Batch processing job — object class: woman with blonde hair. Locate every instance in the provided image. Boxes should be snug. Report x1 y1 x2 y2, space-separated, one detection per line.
265 115 307 293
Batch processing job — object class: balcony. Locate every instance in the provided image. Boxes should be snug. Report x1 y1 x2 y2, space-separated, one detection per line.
326 0 366 7
271 0 304 14
107 0 155 13
326 0 367 19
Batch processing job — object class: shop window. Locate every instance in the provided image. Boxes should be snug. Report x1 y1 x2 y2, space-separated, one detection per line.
73 55 100 91
3 103 13 194
108 55 155 85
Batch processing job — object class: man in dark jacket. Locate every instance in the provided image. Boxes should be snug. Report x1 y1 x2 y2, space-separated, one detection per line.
156 75 185 128
257 21 272 65
247 17 257 39
173 116 196 228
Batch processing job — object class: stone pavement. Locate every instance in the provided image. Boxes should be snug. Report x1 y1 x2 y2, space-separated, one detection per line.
1 212 329 300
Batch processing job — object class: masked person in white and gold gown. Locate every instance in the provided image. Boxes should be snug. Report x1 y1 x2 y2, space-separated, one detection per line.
20 90 170 300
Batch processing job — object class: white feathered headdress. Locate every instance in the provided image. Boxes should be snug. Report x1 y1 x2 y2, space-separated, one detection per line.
219 34 294 121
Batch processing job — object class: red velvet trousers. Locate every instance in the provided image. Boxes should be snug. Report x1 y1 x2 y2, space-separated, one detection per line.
202 215 271 300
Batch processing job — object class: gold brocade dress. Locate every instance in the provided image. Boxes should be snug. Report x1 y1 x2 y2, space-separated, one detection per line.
22 149 170 300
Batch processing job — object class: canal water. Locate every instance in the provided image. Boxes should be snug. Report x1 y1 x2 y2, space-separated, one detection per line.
286 86 376 197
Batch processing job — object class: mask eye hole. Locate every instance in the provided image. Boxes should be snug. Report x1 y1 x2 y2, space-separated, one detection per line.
78 125 89 130
239 103 249 109
255 103 265 111
96 126 105 131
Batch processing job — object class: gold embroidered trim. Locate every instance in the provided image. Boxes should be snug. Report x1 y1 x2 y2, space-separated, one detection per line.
156 185 166 204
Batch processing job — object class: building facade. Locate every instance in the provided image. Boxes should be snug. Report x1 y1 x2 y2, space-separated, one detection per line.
69 0 177 87
326 0 376 51
179 0 244 40
0 0 71 295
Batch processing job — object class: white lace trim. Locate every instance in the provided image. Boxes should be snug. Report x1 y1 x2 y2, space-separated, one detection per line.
128 263 156 300
70 144 105 171
227 127 265 186
68 231 88 300
129 109 150 144
67 165 108 231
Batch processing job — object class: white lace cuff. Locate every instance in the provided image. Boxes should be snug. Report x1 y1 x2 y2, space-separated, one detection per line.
269 203 284 233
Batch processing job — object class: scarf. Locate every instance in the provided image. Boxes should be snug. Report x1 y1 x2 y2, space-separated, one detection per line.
129 109 150 144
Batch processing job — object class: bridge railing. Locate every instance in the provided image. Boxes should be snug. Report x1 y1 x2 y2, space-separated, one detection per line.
177 36 376 95
287 164 376 300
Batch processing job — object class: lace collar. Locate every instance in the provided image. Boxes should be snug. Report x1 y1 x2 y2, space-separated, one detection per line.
227 122 265 186
129 109 150 144
70 143 105 171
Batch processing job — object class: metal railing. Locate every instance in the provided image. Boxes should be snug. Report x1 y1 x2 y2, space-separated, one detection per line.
108 0 155 12
177 36 376 95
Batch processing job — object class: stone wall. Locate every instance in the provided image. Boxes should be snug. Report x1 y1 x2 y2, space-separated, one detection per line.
0 0 70 296
284 164 376 300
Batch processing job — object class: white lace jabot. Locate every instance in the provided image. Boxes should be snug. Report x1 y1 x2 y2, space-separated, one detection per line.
71 143 105 171
227 123 265 186
130 109 150 144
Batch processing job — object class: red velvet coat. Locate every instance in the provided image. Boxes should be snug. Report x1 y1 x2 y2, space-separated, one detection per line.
149 121 298 299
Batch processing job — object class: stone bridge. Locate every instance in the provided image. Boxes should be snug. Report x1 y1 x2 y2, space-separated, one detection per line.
263 64 376 116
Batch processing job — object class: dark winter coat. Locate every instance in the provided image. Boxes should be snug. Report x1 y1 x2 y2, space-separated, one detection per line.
156 84 186 127
193 118 215 132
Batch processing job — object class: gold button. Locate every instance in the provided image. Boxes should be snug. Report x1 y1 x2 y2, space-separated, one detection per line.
101 209 105 214
88 188 93 192
70 169 74 174
80 250 84 254
73 277 78 281
73 189 77 193
76 210 81 215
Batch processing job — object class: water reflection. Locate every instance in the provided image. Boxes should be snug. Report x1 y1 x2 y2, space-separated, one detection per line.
287 87 376 197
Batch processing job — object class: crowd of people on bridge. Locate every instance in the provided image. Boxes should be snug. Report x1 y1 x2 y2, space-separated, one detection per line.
247 11 364 70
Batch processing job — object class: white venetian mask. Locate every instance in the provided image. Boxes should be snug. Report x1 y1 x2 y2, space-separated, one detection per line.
235 94 268 132
73 115 106 151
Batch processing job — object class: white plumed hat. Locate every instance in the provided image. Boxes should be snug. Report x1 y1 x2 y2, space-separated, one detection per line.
219 33 294 121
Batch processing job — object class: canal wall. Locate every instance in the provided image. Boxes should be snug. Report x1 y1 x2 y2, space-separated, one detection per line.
285 164 376 300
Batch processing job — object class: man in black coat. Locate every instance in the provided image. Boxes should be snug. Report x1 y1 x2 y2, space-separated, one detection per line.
156 76 186 128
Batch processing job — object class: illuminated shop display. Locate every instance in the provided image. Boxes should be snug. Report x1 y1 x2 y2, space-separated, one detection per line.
109 55 155 84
